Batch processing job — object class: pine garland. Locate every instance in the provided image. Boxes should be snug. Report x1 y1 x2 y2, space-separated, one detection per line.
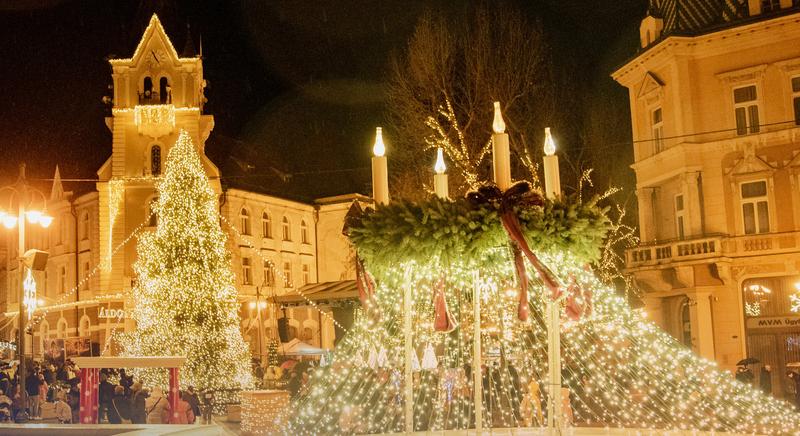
348 193 611 272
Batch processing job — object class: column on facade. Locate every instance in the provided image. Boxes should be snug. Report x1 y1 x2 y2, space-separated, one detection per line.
320 307 335 350
689 291 716 360
636 187 655 242
685 171 704 237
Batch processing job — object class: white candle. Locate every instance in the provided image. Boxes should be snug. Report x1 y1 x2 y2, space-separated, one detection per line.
371 127 390 205
433 148 449 199
492 102 512 190
543 127 561 200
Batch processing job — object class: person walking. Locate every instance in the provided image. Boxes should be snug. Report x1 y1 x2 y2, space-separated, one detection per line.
99 373 114 423
185 386 200 423
25 369 41 420
162 391 195 424
108 385 129 424
130 382 149 424
760 365 773 396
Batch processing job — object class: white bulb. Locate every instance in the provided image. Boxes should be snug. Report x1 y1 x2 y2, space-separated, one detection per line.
2 215 17 229
544 127 556 156
26 210 42 224
373 127 385 157
39 215 53 228
492 101 505 134
434 148 446 174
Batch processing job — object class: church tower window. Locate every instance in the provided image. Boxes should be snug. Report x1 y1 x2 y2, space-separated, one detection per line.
159 77 170 104
151 145 162 176
143 76 153 103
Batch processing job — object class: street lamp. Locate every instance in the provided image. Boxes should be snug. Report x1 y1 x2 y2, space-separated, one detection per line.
0 163 53 423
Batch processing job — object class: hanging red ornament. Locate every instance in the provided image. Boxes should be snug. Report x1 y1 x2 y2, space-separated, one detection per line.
433 276 457 333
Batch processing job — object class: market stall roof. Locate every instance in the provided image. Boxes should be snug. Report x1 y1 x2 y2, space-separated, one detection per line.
71 356 186 368
269 280 357 307
279 339 326 356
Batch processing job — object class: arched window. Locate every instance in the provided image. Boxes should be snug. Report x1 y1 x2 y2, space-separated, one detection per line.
240 208 251 235
79 211 90 240
301 220 309 244
148 197 159 227
151 145 162 176
57 318 68 339
262 212 272 239
79 316 90 338
143 76 153 102
282 217 291 241
159 77 169 103
283 261 292 288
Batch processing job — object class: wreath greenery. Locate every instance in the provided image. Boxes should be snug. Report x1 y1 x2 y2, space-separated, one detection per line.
348 192 612 272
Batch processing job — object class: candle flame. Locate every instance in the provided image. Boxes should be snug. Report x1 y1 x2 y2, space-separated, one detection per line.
373 127 385 157
492 101 505 134
434 148 446 174
544 127 556 156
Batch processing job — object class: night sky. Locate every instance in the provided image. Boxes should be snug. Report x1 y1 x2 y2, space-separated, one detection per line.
0 0 647 200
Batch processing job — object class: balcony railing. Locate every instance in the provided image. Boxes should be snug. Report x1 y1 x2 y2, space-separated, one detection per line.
626 231 800 268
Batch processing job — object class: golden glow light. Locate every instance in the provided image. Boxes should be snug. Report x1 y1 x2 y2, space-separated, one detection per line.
544 127 556 156
23 268 37 318
25 210 42 224
2 214 17 229
434 148 446 174
373 127 386 157
492 101 506 134
38 214 53 228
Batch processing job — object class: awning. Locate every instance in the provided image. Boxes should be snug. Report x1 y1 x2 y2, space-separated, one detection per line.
269 280 358 307
279 339 326 356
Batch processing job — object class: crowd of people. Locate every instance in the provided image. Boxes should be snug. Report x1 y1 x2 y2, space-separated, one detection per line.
0 358 81 423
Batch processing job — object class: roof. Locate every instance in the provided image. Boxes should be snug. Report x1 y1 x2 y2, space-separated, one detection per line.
71 356 186 368
269 280 358 306
649 0 748 37
279 339 326 355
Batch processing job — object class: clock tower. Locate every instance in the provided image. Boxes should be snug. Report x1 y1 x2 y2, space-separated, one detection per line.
96 14 219 296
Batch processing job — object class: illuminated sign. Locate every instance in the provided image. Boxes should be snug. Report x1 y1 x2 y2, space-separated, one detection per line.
99 307 125 320
746 315 800 329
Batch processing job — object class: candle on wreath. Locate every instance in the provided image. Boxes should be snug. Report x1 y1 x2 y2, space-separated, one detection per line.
492 102 511 190
371 127 389 205
543 127 561 200
433 148 449 199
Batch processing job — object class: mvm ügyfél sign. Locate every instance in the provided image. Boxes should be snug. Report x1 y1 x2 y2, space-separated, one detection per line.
746 315 800 329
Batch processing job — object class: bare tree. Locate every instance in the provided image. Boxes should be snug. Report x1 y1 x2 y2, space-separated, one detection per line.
387 3 579 199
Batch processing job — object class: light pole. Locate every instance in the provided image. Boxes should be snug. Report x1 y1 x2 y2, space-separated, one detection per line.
0 163 53 423
249 281 267 363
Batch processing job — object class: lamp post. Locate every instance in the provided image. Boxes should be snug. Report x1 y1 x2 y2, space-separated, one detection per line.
250 282 267 364
0 163 53 423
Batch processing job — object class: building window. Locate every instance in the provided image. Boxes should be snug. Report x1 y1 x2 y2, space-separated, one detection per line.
151 145 162 176
59 266 67 294
262 212 272 239
282 217 291 241
148 198 159 227
301 220 309 244
302 264 310 285
283 262 292 287
761 0 780 13
652 107 664 153
741 180 770 234
79 211 90 240
83 261 91 280
674 194 685 240
242 257 252 285
264 261 275 287
734 85 760 135
240 208 251 235
792 76 800 126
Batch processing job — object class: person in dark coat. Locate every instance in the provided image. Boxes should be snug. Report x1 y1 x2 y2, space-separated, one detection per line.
108 386 129 424
759 365 773 395
185 386 201 422
787 370 800 411
129 382 149 424
99 373 114 423
119 369 133 396
67 386 81 424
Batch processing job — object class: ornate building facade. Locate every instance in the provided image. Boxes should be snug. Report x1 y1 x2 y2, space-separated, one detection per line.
614 0 800 397
0 15 361 361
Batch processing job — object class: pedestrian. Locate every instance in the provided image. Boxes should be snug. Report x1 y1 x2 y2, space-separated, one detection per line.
25 368 41 420
787 370 800 411
54 390 72 423
185 386 201 423
119 369 133 396
162 391 195 424
67 385 80 424
108 385 129 424
735 365 754 385
145 386 167 424
760 365 773 395
11 384 23 422
130 382 149 424
0 388 12 422
99 372 114 422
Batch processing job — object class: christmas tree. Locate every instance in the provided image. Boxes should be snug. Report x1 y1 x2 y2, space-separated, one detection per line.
284 189 800 435
122 129 253 392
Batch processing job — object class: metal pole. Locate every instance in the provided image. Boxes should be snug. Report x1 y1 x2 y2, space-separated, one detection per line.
16 163 29 422
256 286 264 362
403 267 413 433
473 272 483 432
547 300 562 434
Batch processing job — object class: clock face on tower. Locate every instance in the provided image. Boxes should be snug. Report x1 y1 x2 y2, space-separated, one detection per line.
146 49 168 69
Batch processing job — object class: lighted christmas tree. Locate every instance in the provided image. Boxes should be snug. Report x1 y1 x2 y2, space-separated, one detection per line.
122 129 253 392
284 187 800 435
